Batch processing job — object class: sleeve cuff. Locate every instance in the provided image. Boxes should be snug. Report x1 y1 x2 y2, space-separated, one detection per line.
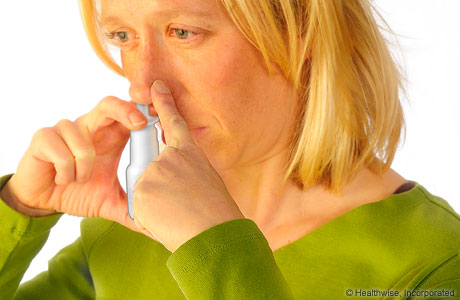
0 173 63 237
166 218 266 279
165 218 295 299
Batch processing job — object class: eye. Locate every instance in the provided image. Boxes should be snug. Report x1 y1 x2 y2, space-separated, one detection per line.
104 31 138 45
168 28 200 41
104 27 200 46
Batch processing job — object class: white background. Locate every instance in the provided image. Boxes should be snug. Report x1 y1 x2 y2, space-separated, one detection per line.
0 0 458 285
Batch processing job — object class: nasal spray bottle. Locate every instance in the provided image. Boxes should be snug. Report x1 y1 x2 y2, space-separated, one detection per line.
126 103 161 220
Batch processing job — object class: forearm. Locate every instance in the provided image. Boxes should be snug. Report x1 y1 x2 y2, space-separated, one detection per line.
0 173 64 299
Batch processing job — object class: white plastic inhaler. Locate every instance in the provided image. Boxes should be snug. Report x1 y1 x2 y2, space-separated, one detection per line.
126 103 161 220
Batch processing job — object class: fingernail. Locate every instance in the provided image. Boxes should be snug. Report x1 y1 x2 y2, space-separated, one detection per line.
129 112 146 126
153 80 170 94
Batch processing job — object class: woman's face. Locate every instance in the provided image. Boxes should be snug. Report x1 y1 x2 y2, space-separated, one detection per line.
100 0 298 171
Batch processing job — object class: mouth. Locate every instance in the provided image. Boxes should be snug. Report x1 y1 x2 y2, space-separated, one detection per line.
155 111 206 143
158 125 206 145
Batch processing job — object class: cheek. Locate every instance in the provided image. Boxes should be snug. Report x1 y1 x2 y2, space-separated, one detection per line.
194 46 267 133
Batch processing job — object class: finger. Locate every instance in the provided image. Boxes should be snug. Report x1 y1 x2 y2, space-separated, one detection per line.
148 103 163 133
100 193 160 242
30 127 76 185
54 119 96 183
151 80 195 149
148 103 157 116
80 96 148 138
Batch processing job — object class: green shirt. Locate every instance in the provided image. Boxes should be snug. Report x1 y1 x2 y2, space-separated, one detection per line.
0 172 459 299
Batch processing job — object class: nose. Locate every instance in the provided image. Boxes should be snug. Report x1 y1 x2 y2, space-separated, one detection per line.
128 35 168 115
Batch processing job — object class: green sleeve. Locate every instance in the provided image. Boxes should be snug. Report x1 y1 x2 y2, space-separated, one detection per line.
13 237 95 300
166 218 296 300
0 173 94 300
410 251 460 299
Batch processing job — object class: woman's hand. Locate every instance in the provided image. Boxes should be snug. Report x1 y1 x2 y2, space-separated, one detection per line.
132 80 244 253
4 96 157 239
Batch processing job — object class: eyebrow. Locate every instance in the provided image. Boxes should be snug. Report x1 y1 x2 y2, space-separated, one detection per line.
100 9 216 26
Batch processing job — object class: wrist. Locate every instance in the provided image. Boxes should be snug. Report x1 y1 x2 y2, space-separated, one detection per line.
0 180 57 217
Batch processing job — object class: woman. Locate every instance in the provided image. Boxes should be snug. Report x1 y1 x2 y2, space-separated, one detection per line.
0 0 459 299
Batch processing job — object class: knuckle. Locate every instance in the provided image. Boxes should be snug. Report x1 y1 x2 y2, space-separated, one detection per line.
150 160 169 177
170 115 185 126
100 95 118 104
99 96 133 119
159 146 181 162
74 146 96 162
74 114 88 127
96 96 115 113
32 128 45 140
55 156 75 169
33 127 53 140
152 160 164 171
74 114 89 129
56 118 72 127
100 96 123 111
145 161 159 173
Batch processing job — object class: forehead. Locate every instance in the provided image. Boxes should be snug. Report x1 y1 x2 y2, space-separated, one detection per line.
99 0 220 19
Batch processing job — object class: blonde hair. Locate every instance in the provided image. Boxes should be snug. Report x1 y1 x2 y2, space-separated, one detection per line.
78 0 408 196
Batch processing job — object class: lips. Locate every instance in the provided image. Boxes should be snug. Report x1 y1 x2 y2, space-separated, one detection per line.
157 119 206 144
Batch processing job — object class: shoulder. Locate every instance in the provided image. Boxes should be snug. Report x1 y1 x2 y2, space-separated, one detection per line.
411 183 460 286
412 182 460 248
363 180 460 252
340 181 460 295
382 182 460 295
343 180 460 272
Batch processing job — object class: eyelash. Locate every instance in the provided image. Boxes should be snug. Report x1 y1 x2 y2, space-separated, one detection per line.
104 27 199 45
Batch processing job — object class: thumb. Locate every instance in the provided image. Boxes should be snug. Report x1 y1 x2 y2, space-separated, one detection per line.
98 191 153 238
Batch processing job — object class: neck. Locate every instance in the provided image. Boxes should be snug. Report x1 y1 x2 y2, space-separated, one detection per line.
217 145 310 231
216 146 404 233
